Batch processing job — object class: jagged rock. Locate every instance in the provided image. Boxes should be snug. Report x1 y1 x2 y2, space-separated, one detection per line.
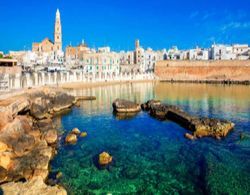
65 133 77 144
112 99 141 113
98 152 112 166
0 88 74 192
1 176 67 195
44 129 58 145
192 118 235 139
71 128 81 135
143 100 235 140
9 140 52 181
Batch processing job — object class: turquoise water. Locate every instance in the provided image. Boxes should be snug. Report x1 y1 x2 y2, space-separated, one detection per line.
51 82 250 194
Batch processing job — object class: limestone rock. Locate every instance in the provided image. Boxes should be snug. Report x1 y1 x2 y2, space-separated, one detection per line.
143 100 235 140
44 129 58 145
98 152 112 166
80 132 87 137
112 99 141 113
71 128 81 135
1 176 67 195
0 153 11 169
0 141 8 152
65 133 77 144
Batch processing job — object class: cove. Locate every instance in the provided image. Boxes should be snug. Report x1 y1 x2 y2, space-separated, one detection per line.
50 82 250 194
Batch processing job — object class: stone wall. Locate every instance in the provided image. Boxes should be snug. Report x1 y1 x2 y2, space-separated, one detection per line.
155 60 250 81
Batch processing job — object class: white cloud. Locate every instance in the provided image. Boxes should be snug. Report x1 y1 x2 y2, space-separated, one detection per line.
221 22 250 32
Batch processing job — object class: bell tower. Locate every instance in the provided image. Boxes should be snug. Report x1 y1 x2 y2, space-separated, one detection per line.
54 9 62 51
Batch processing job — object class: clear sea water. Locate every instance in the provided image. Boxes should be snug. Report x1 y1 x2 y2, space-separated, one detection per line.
50 82 250 194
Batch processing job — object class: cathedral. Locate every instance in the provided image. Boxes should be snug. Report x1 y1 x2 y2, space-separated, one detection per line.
32 9 62 54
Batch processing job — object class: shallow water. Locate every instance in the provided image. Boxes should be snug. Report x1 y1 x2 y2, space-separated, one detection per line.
51 82 250 194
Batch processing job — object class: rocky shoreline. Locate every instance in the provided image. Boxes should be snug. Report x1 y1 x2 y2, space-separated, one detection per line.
0 87 93 194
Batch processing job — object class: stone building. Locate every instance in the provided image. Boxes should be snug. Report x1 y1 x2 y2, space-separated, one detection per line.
32 9 63 64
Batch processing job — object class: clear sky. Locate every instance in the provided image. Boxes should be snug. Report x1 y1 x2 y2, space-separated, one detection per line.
0 0 250 53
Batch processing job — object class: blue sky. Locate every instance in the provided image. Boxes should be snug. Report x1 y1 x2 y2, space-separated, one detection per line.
0 0 250 53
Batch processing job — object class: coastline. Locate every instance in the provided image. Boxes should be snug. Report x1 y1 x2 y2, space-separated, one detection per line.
59 79 156 89
159 79 250 85
0 87 79 194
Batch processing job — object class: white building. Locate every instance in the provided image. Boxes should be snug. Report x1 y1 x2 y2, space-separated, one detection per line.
211 44 236 60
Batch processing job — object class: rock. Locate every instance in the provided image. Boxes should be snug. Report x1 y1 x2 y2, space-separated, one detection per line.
44 129 58 145
75 96 96 101
52 92 75 112
80 132 87 137
0 111 13 131
56 171 63 179
0 166 8 182
71 128 81 135
141 100 161 111
143 100 235 140
65 133 77 144
98 152 112 166
0 153 11 169
0 141 8 153
112 99 141 113
1 176 67 195
192 118 235 139
114 112 138 120
184 133 196 140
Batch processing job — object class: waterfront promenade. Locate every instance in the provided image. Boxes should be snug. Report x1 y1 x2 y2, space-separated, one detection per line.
0 71 155 93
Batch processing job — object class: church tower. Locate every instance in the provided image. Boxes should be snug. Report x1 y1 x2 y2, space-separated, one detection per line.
54 9 62 51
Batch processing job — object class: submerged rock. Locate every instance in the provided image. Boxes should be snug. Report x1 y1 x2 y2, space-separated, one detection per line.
65 133 77 144
98 152 112 166
80 132 87 137
112 99 141 113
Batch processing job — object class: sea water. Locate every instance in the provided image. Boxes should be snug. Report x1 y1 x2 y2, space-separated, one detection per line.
50 82 250 194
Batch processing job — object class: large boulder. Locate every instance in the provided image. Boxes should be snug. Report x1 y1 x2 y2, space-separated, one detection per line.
112 99 141 113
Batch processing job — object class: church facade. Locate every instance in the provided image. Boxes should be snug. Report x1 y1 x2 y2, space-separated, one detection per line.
32 9 62 54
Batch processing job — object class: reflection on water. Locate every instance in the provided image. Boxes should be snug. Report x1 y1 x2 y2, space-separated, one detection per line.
51 82 250 194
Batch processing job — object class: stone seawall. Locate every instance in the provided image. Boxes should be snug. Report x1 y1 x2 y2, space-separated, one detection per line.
155 60 250 82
